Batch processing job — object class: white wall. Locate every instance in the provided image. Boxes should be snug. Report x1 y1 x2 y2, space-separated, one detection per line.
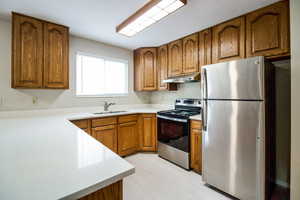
0 19 150 111
150 82 201 104
290 0 300 199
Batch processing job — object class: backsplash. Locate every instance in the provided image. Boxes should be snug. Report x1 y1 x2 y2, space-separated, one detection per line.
150 82 201 104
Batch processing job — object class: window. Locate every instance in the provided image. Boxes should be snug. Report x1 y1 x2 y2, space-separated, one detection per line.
76 53 128 97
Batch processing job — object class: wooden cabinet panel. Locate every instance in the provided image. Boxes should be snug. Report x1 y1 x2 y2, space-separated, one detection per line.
183 33 199 74
12 13 44 88
134 48 157 91
71 119 89 129
139 114 157 151
190 120 202 174
118 115 137 124
92 125 118 153
118 121 138 156
44 23 69 89
79 180 122 200
212 17 246 63
157 45 177 91
199 28 212 67
168 40 183 77
92 117 117 128
246 1 289 59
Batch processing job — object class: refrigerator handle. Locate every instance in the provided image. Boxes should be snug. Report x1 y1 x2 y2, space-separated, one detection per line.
201 68 208 131
202 99 208 131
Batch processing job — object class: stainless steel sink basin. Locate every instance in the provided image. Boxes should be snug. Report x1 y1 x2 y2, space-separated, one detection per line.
93 111 127 115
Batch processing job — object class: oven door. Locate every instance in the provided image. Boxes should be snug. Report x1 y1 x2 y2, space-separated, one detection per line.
157 115 190 152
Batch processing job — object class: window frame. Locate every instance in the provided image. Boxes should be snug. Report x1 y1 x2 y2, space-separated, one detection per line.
75 51 129 98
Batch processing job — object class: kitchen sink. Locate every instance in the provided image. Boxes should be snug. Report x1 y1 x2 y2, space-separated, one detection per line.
93 111 127 115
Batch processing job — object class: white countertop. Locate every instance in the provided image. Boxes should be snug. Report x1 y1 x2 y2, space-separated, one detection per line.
189 114 202 121
0 105 201 200
0 106 168 200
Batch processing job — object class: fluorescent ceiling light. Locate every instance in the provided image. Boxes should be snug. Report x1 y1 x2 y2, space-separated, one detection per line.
117 0 187 37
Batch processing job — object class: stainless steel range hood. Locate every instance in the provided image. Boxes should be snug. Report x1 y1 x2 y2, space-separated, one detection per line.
163 72 200 83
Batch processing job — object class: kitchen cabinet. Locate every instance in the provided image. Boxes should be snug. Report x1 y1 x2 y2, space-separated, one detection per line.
78 180 122 200
183 33 199 74
134 48 157 91
246 1 290 59
70 119 91 134
212 17 246 63
118 116 139 156
43 23 69 88
92 125 118 153
190 120 202 174
157 45 177 91
168 39 183 77
139 114 157 152
12 13 69 89
199 28 212 67
12 13 44 88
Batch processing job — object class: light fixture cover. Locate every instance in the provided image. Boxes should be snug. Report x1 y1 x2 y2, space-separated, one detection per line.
117 0 187 37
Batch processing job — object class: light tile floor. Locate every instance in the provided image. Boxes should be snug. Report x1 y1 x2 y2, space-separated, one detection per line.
124 153 231 200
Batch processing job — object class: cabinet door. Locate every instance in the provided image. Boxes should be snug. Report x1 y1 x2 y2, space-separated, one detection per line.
199 29 212 67
246 1 289 59
168 40 183 77
44 23 69 89
139 114 157 151
183 33 199 74
141 48 157 91
12 13 44 88
118 121 138 156
157 45 177 91
92 125 118 153
212 17 246 63
190 128 202 174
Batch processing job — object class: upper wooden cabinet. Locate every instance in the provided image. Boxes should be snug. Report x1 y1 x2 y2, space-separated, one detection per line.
44 23 69 88
12 14 44 88
168 39 183 77
157 45 177 91
212 17 246 64
182 33 199 74
199 29 212 67
139 114 157 152
134 48 157 91
12 13 69 89
246 1 290 59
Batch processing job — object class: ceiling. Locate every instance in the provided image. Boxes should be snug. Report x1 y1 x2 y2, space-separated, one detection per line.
0 0 280 50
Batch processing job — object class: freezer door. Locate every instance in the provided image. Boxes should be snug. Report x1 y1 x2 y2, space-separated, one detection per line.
201 57 265 100
202 100 265 200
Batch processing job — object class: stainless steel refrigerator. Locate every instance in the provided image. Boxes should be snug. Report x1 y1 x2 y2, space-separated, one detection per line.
201 56 274 200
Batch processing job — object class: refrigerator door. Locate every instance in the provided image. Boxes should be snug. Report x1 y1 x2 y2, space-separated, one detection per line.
202 100 265 200
201 56 265 100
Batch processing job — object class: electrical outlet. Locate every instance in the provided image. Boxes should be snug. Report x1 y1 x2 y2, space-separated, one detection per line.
32 96 38 105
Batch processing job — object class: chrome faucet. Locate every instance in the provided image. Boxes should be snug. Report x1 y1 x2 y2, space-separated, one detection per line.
104 101 115 111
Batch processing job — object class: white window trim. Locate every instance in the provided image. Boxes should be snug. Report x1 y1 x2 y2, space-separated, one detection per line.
75 51 129 98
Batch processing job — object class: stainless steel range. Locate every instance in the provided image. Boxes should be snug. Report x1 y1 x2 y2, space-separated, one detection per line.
157 98 201 169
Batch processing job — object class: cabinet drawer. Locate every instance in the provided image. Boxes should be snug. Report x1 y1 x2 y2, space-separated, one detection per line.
191 120 202 130
118 115 138 124
92 117 117 127
71 119 89 129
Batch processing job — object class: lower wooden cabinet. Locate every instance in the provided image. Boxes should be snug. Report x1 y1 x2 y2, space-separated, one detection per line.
92 125 118 153
78 180 122 200
71 119 91 135
190 120 202 174
139 114 157 151
118 121 139 156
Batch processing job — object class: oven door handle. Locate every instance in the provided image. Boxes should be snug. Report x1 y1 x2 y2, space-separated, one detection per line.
157 115 188 123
